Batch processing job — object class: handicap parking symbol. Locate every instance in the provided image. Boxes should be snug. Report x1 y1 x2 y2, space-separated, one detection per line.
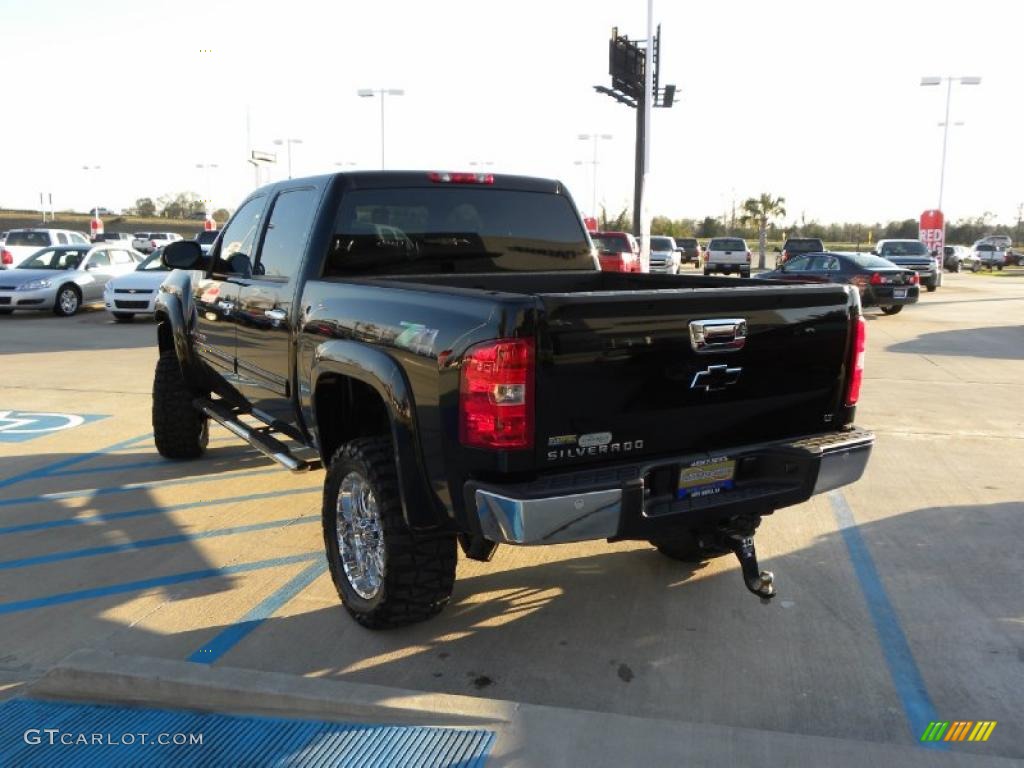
0 411 107 443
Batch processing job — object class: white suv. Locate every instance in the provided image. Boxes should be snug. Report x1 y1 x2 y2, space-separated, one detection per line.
703 237 752 277
132 232 182 254
1 228 90 269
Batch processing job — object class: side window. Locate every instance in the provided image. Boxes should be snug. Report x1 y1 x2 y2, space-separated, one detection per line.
57 233 68 244
822 256 840 272
255 188 318 280
110 249 133 265
89 251 111 267
214 197 265 276
785 255 811 272
69 232 88 244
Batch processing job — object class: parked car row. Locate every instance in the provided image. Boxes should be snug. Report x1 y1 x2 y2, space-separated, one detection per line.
0 230 218 319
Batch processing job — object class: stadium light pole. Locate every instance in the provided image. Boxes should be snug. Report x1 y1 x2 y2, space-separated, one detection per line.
576 134 613 218
358 88 405 170
195 163 218 213
81 165 100 218
920 76 981 210
273 138 303 179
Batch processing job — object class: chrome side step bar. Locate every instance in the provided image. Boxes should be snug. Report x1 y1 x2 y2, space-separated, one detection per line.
194 399 321 473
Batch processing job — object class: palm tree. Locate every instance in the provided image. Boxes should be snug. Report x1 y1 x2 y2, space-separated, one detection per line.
740 193 787 269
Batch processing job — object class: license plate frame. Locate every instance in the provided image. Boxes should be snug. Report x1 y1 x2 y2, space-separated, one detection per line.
893 288 907 299
677 457 736 499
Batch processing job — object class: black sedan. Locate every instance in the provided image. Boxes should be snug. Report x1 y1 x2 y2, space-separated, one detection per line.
755 251 919 315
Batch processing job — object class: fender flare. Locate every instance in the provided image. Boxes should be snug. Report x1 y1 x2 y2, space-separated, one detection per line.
311 340 442 531
153 275 201 389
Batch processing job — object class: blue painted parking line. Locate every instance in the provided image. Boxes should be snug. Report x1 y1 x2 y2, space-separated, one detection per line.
0 486 320 536
44 459 177 479
0 432 152 490
0 552 320 615
829 490 944 750
189 560 325 664
0 467 283 509
0 516 319 571
0 699 496 768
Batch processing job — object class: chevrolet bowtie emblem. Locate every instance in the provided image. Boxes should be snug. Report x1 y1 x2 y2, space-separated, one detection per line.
691 364 742 392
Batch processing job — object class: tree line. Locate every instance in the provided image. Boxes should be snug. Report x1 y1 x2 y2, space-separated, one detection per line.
602 204 1022 248
124 193 230 223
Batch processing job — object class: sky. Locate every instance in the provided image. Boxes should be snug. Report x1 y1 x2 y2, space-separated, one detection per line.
2 0 1021 227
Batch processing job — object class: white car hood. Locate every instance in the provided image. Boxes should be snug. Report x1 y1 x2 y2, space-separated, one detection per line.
106 271 170 291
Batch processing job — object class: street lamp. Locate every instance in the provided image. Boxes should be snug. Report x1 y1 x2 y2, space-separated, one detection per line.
920 76 981 210
358 88 404 170
81 165 101 219
273 138 303 179
576 133 613 217
195 163 218 213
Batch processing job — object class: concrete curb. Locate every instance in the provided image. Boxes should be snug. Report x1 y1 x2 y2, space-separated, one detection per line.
26 649 1019 768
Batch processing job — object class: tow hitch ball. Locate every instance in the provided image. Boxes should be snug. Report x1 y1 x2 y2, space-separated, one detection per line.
721 535 775 602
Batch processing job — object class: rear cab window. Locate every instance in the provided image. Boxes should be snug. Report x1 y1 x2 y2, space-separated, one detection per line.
326 187 593 276
5 231 52 247
709 238 745 251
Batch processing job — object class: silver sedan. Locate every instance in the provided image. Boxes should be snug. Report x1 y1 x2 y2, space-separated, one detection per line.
0 244 143 316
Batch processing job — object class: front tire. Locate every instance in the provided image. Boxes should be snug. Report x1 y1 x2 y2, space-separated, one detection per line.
152 351 208 459
323 436 457 629
53 285 81 316
880 305 903 315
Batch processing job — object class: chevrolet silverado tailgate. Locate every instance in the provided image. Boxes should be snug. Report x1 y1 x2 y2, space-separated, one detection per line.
534 283 854 468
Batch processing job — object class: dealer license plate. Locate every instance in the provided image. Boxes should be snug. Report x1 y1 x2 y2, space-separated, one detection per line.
677 457 736 499
893 288 907 299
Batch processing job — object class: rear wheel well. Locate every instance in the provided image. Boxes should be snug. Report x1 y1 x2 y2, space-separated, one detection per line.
315 374 391 463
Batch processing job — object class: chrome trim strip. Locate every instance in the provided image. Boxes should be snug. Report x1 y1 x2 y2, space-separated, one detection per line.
812 441 872 494
474 487 622 544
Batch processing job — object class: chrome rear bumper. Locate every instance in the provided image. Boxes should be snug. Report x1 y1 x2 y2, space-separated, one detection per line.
470 428 873 545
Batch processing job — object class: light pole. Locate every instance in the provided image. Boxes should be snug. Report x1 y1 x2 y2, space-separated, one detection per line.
273 138 303 179
920 76 981 210
81 165 100 217
195 163 218 213
358 88 404 170
576 133 613 218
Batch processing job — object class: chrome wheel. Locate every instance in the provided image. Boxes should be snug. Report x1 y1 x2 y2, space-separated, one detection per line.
58 287 79 315
336 471 385 600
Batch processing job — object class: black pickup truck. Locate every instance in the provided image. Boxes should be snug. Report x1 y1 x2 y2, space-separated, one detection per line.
153 171 873 628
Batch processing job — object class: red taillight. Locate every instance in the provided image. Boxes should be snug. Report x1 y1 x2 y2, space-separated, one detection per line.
1 249 12 266
869 272 883 285
746 250 752 262
908 272 919 285
428 171 495 185
780 250 789 263
845 315 866 406
459 338 534 450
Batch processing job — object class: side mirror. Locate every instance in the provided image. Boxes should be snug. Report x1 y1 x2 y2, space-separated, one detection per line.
162 240 207 271
869 250 878 256
773 246 781 252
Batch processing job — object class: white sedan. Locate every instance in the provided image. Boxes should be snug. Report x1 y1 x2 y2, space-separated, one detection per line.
103 248 171 322
0 244 142 316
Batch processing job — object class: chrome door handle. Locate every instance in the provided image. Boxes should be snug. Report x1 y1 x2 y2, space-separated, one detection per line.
689 318 747 352
265 309 287 321
219 301 235 312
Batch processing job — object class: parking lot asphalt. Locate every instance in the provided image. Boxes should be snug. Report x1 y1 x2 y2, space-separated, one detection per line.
0 270 1021 761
